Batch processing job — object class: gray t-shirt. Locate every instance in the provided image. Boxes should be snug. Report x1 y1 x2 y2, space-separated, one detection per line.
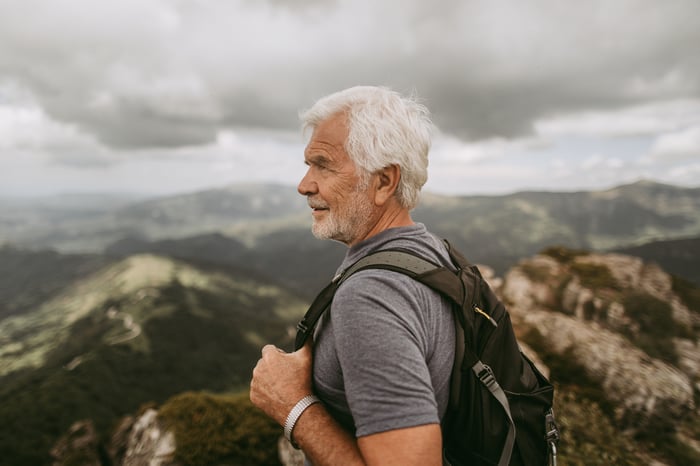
313 223 456 438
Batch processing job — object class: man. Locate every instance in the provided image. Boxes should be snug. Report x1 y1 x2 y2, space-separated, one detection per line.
250 86 455 465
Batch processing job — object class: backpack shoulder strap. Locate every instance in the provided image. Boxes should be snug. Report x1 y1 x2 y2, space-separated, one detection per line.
294 249 445 350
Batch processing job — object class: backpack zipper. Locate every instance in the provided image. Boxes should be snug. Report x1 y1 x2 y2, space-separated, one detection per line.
473 304 498 327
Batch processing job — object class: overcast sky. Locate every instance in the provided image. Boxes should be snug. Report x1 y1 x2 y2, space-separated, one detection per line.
1 0 699 198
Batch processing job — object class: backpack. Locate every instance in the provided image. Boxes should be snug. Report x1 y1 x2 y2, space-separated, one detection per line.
295 240 560 466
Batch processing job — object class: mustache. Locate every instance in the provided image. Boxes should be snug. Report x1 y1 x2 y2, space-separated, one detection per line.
307 197 329 209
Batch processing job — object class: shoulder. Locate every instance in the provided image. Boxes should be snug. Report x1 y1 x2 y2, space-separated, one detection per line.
333 269 426 321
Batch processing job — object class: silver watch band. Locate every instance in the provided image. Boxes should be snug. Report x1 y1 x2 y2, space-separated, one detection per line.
284 394 321 449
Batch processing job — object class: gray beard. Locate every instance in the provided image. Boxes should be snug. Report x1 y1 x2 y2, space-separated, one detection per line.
311 191 375 245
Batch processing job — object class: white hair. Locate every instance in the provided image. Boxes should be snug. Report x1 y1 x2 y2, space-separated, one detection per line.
300 86 433 210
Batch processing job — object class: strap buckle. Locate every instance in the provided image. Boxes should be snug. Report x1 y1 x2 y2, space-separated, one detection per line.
545 409 560 466
476 364 497 390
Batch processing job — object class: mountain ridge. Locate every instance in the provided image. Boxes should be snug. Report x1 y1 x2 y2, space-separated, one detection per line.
0 252 307 465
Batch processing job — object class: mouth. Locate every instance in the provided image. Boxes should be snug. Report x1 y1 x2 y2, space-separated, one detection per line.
308 198 329 214
311 206 329 217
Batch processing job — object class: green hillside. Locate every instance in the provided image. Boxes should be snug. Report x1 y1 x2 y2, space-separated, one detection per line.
0 254 307 465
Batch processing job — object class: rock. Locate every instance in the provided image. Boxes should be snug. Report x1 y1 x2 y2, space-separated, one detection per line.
518 309 694 432
108 415 136 465
50 420 101 466
121 409 178 466
278 436 306 466
502 251 698 435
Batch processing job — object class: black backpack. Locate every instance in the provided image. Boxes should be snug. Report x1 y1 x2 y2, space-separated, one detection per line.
295 240 560 466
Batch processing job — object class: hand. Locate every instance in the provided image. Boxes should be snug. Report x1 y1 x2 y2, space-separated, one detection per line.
250 341 314 425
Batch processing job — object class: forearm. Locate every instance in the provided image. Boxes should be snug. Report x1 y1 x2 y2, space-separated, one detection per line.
292 403 365 466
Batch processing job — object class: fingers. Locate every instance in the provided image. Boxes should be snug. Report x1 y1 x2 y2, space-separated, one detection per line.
261 344 280 356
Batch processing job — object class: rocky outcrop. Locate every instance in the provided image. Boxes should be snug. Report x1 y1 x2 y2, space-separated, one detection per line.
53 409 302 466
501 251 698 434
517 308 693 431
121 409 177 466
51 420 102 466
51 410 178 466
278 436 306 466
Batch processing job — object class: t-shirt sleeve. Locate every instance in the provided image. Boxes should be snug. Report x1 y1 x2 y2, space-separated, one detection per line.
330 269 440 437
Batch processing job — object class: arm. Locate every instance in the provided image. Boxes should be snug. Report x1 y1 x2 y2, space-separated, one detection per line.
250 343 442 466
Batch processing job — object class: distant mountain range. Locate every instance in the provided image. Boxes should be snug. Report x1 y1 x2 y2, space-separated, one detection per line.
2 180 698 280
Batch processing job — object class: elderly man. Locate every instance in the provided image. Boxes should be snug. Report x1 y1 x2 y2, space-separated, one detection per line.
250 86 455 465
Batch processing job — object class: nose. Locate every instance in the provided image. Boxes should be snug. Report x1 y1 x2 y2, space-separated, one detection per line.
297 167 317 196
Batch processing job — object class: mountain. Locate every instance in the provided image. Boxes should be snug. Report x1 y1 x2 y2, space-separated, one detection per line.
0 253 307 465
42 247 700 466
413 180 700 275
5 178 699 294
0 183 310 252
0 246 113 320
613 235 700 285
104 229 346 300
3 181 700 266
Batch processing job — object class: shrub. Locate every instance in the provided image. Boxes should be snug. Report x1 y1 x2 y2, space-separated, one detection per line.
519 262 552 283
671 275 700 320
159 391 282 466
569 262 620 291
620 292 679 365
540 246 589 264
554 387 641 466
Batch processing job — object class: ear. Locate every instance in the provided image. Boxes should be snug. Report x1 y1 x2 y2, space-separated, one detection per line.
373 164 401 206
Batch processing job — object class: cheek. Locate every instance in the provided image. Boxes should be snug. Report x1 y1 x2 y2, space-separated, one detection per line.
322 176 355 203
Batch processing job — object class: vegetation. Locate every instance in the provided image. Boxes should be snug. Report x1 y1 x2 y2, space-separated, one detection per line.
518 262 552 283
540 245 590 264
672 275 700 319
569 261 620 291
620 292 681 364
160 391 282 466
0 262 304 465
554 387 641 466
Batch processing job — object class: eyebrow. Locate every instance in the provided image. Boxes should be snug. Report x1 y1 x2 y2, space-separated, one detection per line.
305 154 332 166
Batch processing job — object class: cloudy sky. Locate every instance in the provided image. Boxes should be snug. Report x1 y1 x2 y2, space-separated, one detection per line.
1 0 699 198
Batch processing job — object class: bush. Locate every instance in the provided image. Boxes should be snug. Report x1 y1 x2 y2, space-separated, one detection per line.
159 391 282 466
569 262 620 291
540 246 589 264
554 387 641 466
621 292 679 364
519 262 552 283
671 275 700 321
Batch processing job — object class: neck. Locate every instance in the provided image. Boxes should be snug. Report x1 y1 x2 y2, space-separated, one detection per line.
348 203 414 247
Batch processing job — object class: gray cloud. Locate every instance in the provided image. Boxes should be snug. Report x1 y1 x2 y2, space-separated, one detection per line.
0 0 698 152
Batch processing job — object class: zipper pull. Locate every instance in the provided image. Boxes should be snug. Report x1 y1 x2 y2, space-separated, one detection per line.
474 305 498 327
